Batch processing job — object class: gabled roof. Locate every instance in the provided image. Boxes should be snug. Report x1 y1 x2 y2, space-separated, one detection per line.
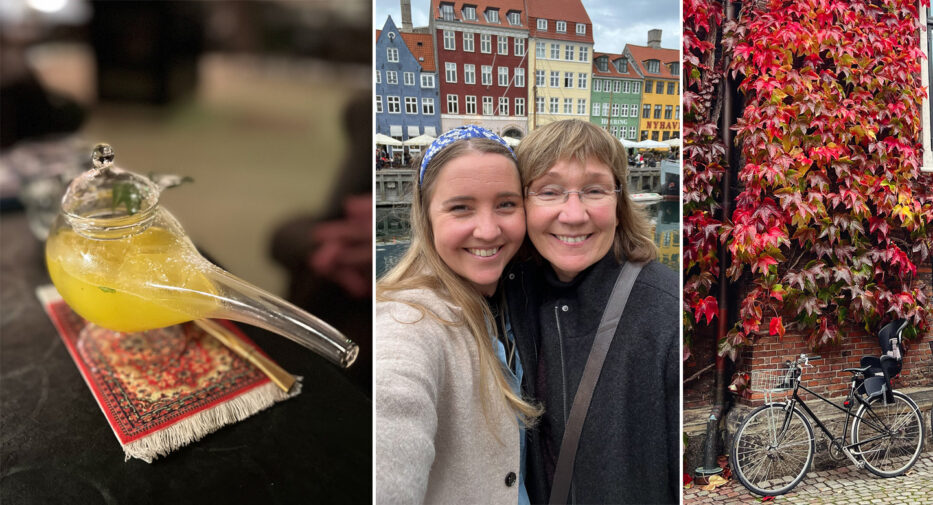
376 16 437 72
525 0 592 43
592 52 640 80
624 44 680 80
430 0 528 29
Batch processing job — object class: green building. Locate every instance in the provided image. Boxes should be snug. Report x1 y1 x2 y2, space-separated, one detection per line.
590 52 642 140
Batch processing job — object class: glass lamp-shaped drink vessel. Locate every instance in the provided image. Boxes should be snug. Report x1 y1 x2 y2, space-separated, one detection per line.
45 144 358 368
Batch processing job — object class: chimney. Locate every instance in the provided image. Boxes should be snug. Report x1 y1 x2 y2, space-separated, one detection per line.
647 29 662 48
401 0 413 32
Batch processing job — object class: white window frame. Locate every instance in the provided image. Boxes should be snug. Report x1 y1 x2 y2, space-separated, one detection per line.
483 96 493 115
498 97 509 116
594 80 602 92
481 33 492 53
465 95 477 115
447 94 459 114
602 103 609 116
550 43 560 59
515 98 525 116
387 47 399 62
536 42 545 58
593 102 600 116
508 12 520 26
485 8 499 23
421 73 435 88
550 71 560 87
514 67 525 87
498 36 509 55
577 98 586 115
564 72 574 88
549 97 559 114
611 103 620 116
565 44 574 60
376 95 383 114
405 97 418 114
613 80 621 93
440 3 454 21
404 72 415 86
464 64 476 84
654 104 662 119
633 82 641 93
386 71 398 85
445 62 457 83
675 105 681 120
563 98 573 114
578 73 587 89
514 38 525 56
536 96 545 113
556 21 567 33
576 23 586 35
375 71 381 84
647 60 660 73
643 104 650 118
463 32 475 52
387 96 401 114
665 105 673 119
422 98 435 115
482 65 493 86
463 6 476 20
579 46 589 62
537 18 547 31
536 70 545 86
443 30 455 50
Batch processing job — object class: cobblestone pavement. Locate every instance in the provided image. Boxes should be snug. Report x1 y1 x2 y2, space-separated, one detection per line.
684 453 933 504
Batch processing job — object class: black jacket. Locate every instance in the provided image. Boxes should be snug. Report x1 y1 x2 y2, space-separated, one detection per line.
505 253 679 505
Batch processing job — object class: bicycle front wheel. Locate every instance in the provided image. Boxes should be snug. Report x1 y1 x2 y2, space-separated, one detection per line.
851 391 924 477
731 403 814 496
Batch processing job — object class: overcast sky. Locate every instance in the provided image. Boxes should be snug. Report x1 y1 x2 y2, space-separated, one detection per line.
373 0 681 53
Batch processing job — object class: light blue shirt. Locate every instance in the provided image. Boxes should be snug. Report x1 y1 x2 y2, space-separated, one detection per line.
493 314 529 505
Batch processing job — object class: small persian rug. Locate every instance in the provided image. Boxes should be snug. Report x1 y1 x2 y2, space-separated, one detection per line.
36 285 300 463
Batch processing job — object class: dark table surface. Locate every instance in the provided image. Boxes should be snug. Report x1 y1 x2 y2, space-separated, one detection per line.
0 212 372 504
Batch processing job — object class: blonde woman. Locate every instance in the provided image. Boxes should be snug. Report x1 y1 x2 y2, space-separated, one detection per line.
376 126 541 504
505 120 679 504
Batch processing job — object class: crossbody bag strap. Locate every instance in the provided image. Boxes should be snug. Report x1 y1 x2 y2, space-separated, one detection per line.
548 261 645 505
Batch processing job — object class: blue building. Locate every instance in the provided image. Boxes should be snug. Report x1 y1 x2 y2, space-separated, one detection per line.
376 16 442 161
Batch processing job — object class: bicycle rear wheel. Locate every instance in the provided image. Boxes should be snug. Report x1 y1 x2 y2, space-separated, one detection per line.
851 391 923 477
731 403 814 496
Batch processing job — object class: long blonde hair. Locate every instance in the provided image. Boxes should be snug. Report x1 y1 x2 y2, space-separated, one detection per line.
377 137 542 427
516 119 658 263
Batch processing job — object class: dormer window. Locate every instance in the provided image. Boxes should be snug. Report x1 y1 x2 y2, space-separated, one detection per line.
668 62 680 76
462 5 476 21
537 18 547 31
576 23 586 35
507 11 520 25
485 8 499 23
596 56 608 73
646 59 660 73
614 58 628 73
556 21 567 33
440 3 454 21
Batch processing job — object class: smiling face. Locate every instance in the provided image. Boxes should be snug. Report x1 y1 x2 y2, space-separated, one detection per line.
525 158 618 282
427 151 525 295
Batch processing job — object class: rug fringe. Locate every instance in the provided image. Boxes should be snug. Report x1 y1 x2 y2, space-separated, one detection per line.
123 377 303 463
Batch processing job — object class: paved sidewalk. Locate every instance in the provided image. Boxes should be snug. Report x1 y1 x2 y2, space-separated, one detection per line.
684 453 933 504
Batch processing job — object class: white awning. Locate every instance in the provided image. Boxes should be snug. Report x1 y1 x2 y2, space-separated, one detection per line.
390 125 403 136
408 125 420 137
424 126 437 136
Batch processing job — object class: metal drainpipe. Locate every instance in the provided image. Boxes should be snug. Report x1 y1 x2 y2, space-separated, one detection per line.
695 0 735 482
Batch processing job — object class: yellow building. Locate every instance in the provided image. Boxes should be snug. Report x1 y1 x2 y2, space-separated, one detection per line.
625 33 680 141
526 1 594 130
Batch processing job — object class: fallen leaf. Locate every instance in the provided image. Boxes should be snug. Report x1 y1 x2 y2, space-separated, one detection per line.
701 475 729 491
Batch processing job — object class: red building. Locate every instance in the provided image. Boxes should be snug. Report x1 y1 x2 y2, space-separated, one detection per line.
429 0 530 138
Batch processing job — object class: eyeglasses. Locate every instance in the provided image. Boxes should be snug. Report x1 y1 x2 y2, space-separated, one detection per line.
526 184 621 206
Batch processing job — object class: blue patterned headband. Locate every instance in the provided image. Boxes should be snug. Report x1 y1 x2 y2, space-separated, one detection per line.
419 125 515 184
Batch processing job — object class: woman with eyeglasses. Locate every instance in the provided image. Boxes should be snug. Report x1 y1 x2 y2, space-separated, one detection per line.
505 120 679 505
376 126 542 504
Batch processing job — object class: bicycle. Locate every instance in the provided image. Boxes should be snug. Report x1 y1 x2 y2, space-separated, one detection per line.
730 353 924 496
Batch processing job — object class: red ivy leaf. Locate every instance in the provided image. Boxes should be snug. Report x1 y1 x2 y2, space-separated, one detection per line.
694 296 719 325
769 316 786 337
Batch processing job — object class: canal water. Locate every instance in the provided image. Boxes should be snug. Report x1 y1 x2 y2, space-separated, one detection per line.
376 199 680 278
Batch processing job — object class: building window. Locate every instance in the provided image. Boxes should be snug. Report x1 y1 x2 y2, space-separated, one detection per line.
483 96 493 115
422 98 435 115
654 104 662 119
645 80 653 93
576 23 586 35
610 125 619 137
447 94 458 114
536 42 545 58
611 103 620 116
663 131 671 141
537 19 547 31
463 32 474 52
633 81 641 93
498 67 509 86
643 104 650 118
579 46 589 62
563 98 573 114
628 126 636 139
508 12 520 25
602 102 609 116
556 21 567 33
667 82 676 94
387 71 398 84
646 59 660 73
421 73 435 88
485 8 499 23
482 65 492 86
464 64 476 84
564 72 574 88
515 98 525 116
675 105 680 120
536 70 545 86
465 95 477 114
481 33 492 53
440 3 454 21
375 71 381 84
592 102 600 116
514 38 525 56
515 68 525 87
615 58 628 73
652 130 660 141
664 105 673 119
443 30 455 50
596 57 608 73
622 80 630 93
463 6 476 20
536 96 545 112
376 95 383 114
404 72 415 86
387 47 399 62
550 71 560 87
565 44 574 60
445 62 457 83
641 130 649 141
578 73 587 89
594 80 603 92
388 96 400 113
550 43 560 59
670 63 680 76
499 97 509 115
577 98 586 115
549 97 559 113
613 80 621 93
405 97 418 114
498 36 509 55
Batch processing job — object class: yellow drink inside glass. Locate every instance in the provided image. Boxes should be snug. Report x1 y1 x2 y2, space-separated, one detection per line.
46 226 218 332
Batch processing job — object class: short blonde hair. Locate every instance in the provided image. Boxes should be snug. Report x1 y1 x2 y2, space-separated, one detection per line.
516 119 658 263
377 137 542 427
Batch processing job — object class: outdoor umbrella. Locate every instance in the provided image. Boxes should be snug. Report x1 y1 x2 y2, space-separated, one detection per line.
635 139 670 150
501 136 522 147
375 133 403 147
664 138 681 148
620 138 640 148
403 134 436 146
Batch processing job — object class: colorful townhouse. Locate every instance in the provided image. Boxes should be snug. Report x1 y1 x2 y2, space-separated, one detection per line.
624 30 680 141
590 52 643 141
526 0 593 131
429 0 529 138
376 16 442 158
